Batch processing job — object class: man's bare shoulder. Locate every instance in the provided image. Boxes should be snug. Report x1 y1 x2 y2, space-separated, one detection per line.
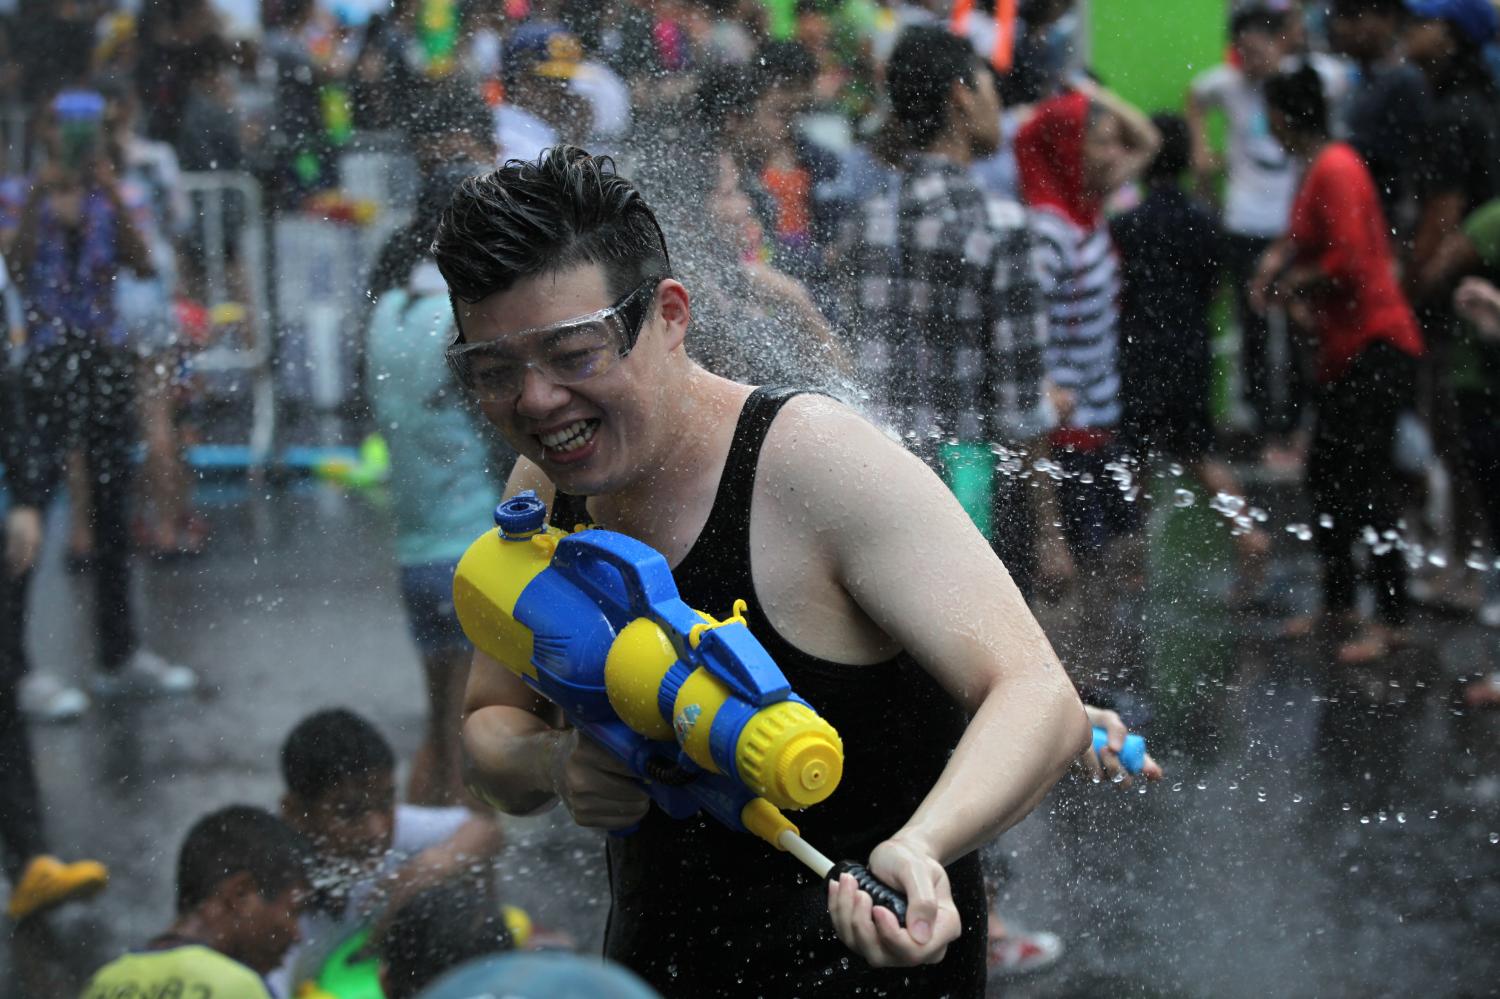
760 394 936 512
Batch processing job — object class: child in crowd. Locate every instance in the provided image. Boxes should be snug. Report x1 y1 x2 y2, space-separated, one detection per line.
1113 113 1268 573
271 708 505 995
364 79 511 807
79 806 310 999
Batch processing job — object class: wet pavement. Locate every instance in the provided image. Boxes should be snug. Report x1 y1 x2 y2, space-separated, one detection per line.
4 477 1499 998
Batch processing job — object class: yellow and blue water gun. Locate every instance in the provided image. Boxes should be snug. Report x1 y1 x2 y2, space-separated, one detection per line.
453 491 909 923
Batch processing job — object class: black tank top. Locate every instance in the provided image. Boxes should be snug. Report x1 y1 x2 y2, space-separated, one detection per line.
551 387 986 998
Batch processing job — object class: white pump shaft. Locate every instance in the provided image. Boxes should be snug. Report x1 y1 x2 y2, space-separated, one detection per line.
777 829 835 879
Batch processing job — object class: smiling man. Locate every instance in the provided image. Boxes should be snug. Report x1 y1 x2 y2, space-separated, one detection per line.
433 145 1089 998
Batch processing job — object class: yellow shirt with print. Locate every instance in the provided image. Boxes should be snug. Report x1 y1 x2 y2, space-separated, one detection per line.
81 944 272 999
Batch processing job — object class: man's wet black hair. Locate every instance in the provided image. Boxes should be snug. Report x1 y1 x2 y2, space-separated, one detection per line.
887 26 980 151
281 708 395 802
176 805 311 914
1265 63 1329 136
431 145 673 319
1146 113 1191 182
381 878 515 998
1231 6 1288 37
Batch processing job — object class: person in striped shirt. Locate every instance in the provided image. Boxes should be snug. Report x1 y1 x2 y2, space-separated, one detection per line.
1016 84 1160 563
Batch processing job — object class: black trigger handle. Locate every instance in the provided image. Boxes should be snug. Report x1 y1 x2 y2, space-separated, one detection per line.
828 860 908 928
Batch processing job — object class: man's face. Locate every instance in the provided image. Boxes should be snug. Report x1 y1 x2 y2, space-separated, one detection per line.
288 770 396 867
236 883 307 973
456 265 681 498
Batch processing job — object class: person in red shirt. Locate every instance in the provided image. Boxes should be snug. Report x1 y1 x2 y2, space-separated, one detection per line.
1250 64 1425 664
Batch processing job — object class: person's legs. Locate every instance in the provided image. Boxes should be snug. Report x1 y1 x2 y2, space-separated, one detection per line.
12 347 90 720
990 451 1038 603
65 452 93 567
1309 345 1415 659
136 355 196 556
399 561 474 806
1307 380 1359 620
1054 446 1106 563
0 527 108 921
1226 233 1274 434
0 537 47 881
1460 391 1500 555
410 645 474 806
84 347 140 672
1348 346 1413 630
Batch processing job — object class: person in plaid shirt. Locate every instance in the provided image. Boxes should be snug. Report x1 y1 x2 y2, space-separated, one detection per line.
836 26 1063 600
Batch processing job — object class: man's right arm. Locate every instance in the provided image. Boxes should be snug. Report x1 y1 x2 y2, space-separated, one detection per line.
460 649 566 815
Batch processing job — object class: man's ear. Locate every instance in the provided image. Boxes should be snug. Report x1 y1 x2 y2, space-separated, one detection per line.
656 279 692 353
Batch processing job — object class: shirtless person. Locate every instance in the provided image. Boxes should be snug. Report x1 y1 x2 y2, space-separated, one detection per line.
434 146 1090 997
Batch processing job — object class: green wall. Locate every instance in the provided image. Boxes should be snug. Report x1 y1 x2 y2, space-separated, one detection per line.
1087 0 1231 113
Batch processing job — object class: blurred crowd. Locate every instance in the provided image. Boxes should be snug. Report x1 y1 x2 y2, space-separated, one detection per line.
3 0 1500 995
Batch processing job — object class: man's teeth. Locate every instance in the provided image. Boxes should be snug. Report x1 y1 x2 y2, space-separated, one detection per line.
539 419 597 453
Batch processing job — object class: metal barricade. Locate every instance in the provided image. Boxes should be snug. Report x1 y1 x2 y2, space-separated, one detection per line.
337 132 420 215
179 171 276 470
272 212 402 411
272 139 413 414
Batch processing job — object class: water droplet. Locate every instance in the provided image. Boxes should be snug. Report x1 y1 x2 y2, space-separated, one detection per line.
1173 488 1195 508
1490 832 1499 844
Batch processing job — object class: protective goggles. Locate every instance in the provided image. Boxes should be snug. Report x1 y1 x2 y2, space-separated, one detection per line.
446 278 663 399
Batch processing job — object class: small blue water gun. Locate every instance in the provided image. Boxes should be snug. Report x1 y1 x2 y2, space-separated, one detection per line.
1091 728 1148 775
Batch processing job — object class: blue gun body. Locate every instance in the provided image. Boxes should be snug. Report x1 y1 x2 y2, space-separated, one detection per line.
497 510 802 835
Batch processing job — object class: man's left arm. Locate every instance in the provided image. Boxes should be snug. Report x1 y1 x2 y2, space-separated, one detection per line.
781 400 1090 966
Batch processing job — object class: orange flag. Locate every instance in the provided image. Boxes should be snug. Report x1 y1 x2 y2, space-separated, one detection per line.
950 0 1018 73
